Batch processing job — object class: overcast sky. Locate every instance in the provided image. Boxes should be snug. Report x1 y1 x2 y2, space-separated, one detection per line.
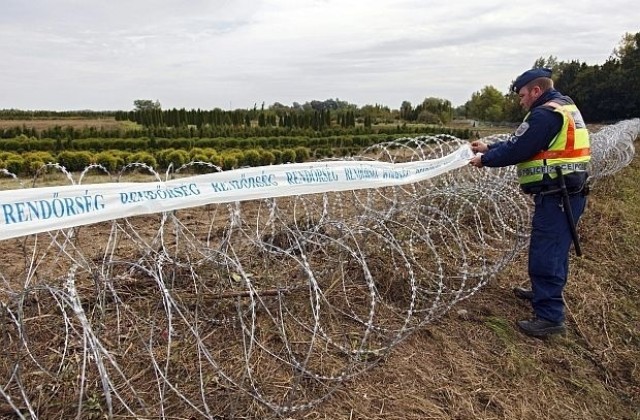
1 0 637 111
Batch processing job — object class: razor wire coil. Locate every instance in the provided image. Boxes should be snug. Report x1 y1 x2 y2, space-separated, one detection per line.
0 119 638 418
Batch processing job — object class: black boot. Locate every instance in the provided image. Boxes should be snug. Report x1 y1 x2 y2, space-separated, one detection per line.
517 318 566 338
513 286 534 300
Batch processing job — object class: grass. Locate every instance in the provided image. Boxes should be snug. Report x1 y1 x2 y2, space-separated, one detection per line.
0 134 638 419
312 138 640 419
485 316 516 345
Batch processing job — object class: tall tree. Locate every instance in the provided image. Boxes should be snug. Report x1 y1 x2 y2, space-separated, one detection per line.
133 99 161 111
612 32 637 61
400 101 413 121
533 55 560 72
502 93 525 122
467 86 505 122
616 32 640 118
419 97 452 124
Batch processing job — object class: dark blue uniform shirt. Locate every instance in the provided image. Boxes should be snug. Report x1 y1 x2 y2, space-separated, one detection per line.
481 89 587 192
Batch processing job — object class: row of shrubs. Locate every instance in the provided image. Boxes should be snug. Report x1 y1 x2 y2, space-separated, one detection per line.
0 146 373 176
0 133 419 154
0 122 473 141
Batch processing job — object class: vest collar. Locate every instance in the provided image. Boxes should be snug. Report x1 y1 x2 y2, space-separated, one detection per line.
531 89 564 109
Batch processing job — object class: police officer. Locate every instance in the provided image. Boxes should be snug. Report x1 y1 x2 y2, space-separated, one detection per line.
469 67 590 338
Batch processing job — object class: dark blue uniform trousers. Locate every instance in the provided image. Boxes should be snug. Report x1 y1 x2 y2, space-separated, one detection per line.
528 193 587 323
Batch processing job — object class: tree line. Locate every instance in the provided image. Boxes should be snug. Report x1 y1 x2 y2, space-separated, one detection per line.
115 106 361 131
463 32 640 123
115 32 640 125
0 121 472 142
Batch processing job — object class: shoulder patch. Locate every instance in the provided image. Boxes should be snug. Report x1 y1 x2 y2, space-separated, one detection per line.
515 122 530 137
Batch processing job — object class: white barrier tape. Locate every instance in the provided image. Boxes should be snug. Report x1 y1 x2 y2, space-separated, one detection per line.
0 145 474 241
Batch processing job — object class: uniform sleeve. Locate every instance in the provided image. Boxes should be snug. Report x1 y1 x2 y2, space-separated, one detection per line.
481 109 563 168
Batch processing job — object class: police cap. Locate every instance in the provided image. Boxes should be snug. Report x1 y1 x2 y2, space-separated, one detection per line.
511 67 552 93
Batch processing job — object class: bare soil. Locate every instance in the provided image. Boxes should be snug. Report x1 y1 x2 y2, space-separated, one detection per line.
0 142 638 420
0 118 130 132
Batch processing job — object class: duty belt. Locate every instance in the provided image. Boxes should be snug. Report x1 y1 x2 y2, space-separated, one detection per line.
517 162 588 177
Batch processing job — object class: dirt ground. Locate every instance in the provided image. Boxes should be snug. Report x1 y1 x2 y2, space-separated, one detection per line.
0 118 128 132
308 152 640 420
0 145 638 419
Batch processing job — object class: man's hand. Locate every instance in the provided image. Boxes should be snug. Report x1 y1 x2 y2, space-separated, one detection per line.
469 154 484 168
469 140 487 168
470 140 488 153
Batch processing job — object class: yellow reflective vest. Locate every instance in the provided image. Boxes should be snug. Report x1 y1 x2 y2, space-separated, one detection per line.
516 101 591 185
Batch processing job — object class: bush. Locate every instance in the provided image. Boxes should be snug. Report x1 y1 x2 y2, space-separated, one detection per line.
416 110 441 124
156 148 189 169
271 150 283 164
188 147 206 159
294 146 310 163
129 151 158 168
314 147 333 159
118 151 133 166
109 150 128 168
208 152 223 168
155 148 173 168
240 149 261 167
23 151 55 175
1 139 24 153
165 149 189 168
190 152 209 163
280 148 296 164
221 153 238 170
259 150 276 166
94 151 120 171
2 156 25 174
57 151 93 171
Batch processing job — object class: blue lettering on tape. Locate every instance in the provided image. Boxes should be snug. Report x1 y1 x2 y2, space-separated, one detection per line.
344 166 380 181
120 183 202 205
1 191 105 225
211 172 278 192
382 169 410 179
285 168 338 185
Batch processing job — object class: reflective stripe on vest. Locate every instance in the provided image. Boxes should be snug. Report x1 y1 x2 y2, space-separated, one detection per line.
517 162 589 177
516 101 591 185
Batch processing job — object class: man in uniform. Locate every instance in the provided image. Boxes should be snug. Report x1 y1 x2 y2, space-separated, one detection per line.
469 67 591 338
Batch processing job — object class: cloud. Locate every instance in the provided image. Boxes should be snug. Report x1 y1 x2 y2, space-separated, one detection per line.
0 0 637 110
